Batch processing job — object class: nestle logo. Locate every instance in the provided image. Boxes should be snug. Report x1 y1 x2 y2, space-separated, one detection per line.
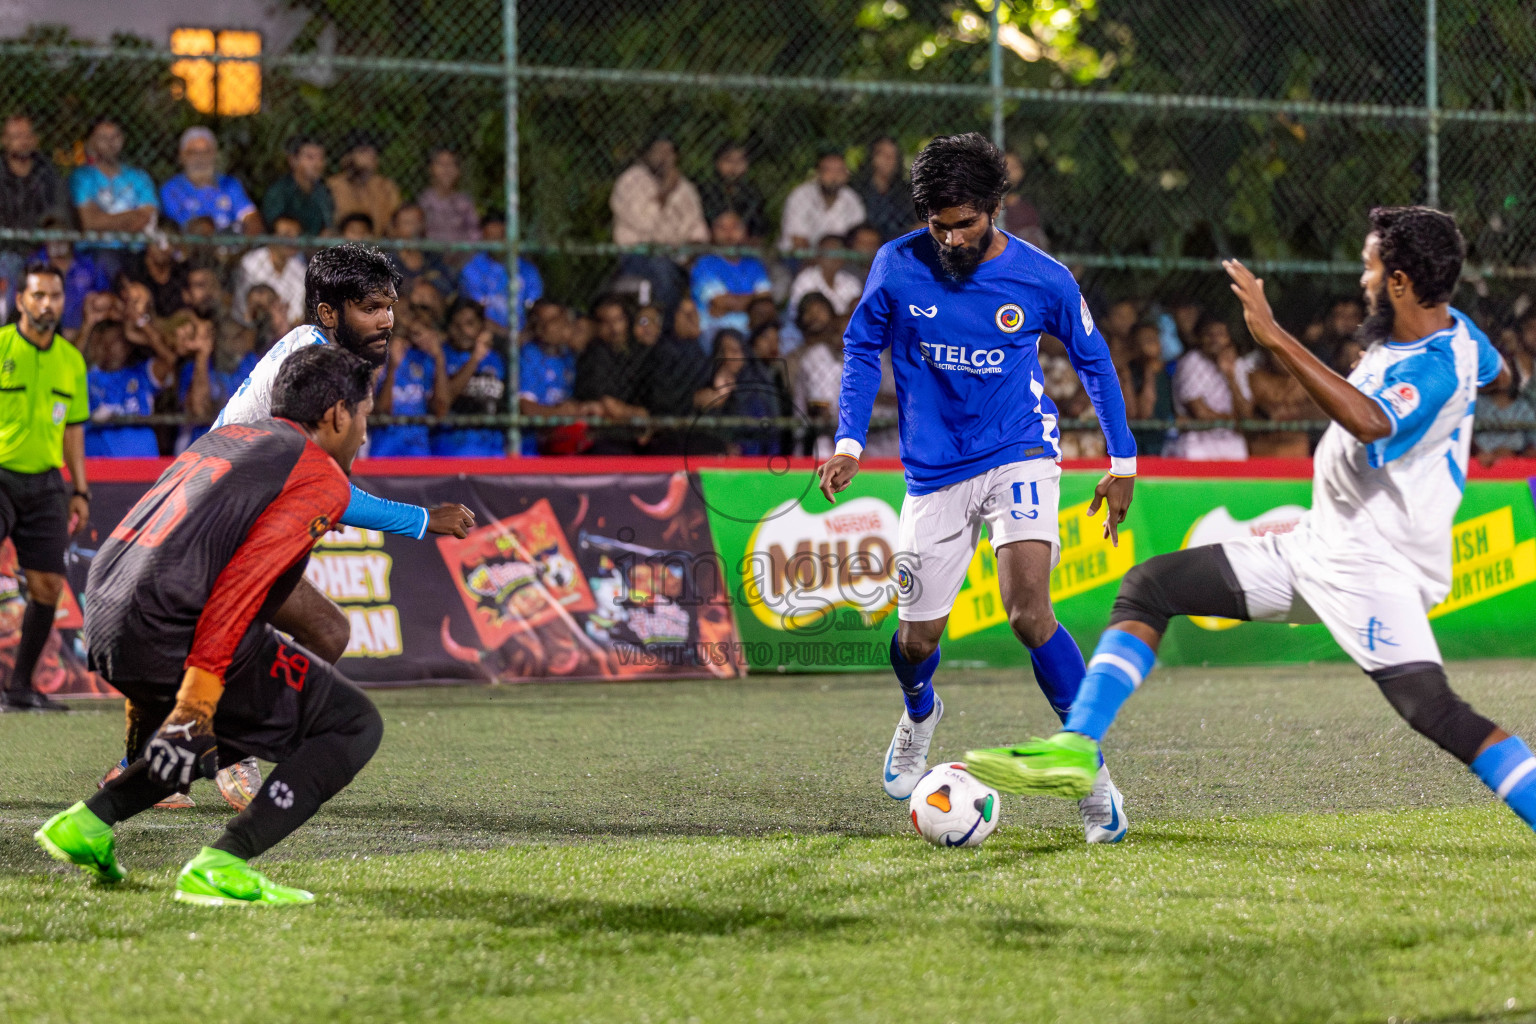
823 512 883 536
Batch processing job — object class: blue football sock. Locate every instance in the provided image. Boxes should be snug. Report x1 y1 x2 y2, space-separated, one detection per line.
890 632 940 722
1029 623 1087 723
1062 628 1157 742
1470 736 1536 830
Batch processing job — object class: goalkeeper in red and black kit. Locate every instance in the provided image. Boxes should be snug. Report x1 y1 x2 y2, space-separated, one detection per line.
36 344 385 906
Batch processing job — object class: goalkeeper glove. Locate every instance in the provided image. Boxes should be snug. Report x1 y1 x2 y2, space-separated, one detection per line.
145 667 224 788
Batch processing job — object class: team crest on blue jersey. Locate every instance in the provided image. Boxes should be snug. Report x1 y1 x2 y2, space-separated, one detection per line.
994 303 1025 334
1080 296 1094 335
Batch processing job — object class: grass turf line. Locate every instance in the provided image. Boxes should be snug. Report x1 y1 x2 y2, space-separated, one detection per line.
3 661 1535 1023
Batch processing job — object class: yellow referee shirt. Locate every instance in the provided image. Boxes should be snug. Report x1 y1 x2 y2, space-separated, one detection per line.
0 323 89 474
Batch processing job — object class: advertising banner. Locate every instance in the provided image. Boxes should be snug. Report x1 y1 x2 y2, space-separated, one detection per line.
699 468 1536 671
7 462 1534 697
14 469 742 697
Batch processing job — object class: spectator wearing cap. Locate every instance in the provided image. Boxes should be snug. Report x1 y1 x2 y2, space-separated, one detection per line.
417 147 479 244
232 214 306 324
261 136 332 237
70 116 157 276
786 234 863 318
159 127 260 235
328 132 401 236
0 114 68 297
855 136 916 241
779 149 865 253
609 136 708 311
457 213 542 331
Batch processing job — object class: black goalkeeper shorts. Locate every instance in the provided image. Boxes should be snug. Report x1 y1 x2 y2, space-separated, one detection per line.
0 467 70 575
112 626 341 765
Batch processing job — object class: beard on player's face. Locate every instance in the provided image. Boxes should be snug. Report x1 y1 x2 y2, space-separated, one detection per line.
1357 279 1394 346
335 313 390 366
935 221 993 280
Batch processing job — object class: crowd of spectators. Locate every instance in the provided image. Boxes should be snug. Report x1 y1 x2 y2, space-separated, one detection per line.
3 115 1530 463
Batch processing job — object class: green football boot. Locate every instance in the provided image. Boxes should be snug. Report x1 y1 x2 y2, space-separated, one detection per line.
965 732 1100 799
34 802 126 883
174 847 315 907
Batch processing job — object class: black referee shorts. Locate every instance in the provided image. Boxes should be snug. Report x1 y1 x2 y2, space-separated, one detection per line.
0 467 70 575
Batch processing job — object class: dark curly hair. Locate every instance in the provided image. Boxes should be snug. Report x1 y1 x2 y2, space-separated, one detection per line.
304 242 401 323
1368 206 1465 307
910 132 1009 220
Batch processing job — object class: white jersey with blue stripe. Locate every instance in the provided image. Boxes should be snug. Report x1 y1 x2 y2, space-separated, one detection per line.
834 229 1135 495
211 323 430 539
214 324 328 429
1304 308 1501 606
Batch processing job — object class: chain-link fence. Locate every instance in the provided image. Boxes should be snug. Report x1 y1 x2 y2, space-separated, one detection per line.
1 0 1534 457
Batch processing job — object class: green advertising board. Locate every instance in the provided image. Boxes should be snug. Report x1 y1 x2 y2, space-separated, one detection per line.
698 469 1536 673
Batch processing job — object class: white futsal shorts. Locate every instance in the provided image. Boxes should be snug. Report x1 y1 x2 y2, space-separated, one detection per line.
895 459 1061 622
1220 521 1442 672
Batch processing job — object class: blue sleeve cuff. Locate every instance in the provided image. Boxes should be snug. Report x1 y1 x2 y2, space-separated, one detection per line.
342 484 430 539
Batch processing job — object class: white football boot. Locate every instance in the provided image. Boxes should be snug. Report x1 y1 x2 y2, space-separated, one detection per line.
1077 764 1128 843
882 697 944 799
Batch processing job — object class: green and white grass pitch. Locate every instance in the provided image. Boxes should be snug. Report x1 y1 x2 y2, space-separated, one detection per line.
5 661 1536 1023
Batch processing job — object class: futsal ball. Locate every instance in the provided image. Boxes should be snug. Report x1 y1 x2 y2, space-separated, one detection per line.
909 763 1000 847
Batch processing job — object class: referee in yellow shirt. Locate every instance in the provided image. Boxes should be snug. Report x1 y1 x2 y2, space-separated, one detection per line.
0 263 90 712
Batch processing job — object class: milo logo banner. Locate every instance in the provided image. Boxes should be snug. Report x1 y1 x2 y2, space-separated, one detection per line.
700 469 1536 671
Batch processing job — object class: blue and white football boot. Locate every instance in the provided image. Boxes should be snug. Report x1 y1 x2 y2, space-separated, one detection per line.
882 697 944 800
1077 765 1128 843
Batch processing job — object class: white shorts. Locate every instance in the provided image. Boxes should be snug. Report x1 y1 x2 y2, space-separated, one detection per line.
1220 526 1442 672
895 460 1060 622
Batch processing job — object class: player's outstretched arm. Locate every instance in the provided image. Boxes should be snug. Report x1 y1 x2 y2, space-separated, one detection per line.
341 485 474 539
1223 259 1391 443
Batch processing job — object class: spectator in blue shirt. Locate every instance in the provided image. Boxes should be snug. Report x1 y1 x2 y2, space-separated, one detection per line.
371 320 443 457
159 127 260 235
518 299 601 456
36 222 111 338
83 319 170 457
176 315 259 451
70 117 157 275
456 213 541 330
431 298 507 457
690 210 771 349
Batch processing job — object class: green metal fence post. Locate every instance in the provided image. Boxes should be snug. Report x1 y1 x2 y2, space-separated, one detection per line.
1425 0 1439 209
989 1 1004 150
504 0 522 456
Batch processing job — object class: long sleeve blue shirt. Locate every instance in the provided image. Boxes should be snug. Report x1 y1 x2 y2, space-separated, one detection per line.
835 229 1136 495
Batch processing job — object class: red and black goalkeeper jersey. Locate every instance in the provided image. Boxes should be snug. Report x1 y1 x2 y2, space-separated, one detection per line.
85 419 350 689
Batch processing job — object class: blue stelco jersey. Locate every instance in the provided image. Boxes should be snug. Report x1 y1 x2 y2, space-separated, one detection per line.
517 341 575 456
370 349 435 457
86 361 160 457
836 229 1135 494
